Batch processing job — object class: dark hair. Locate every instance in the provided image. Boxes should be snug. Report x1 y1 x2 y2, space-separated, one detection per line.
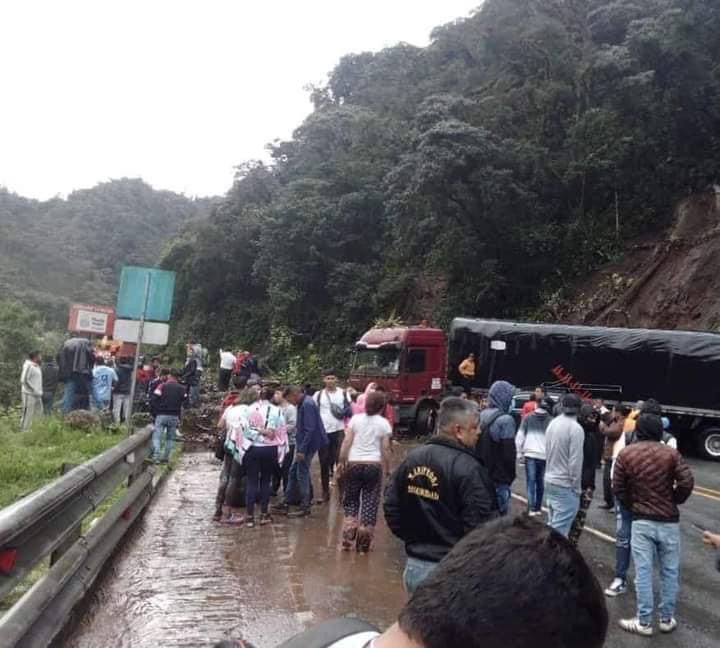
365 391 386 416
374 384 387 393
561 393 582 415
238 388 259 406
641 398 662 416
233 375 248 389
635 413 663 442
284 385 302 398
540 396 556 412
160 368 171 376
169 368 181 379
322 368 337 377
28 350 41 361
261 386 276 402
400 516 608 648
94 356 105 366
615 403 632 417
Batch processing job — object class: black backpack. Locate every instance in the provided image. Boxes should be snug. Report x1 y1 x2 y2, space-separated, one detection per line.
317 389 353 420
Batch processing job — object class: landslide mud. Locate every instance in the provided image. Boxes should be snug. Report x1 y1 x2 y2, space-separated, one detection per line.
62 452 407 648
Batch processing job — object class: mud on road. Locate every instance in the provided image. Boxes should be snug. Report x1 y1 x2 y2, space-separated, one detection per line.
61 451 407 648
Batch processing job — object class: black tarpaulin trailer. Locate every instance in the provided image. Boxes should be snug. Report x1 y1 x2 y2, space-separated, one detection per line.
449 318 720 460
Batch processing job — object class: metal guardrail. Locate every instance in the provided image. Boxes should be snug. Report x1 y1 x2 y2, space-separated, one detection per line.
0 427 159 648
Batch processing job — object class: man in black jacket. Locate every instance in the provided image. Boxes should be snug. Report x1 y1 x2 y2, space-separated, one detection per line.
384 397 497 594
150 369 186 463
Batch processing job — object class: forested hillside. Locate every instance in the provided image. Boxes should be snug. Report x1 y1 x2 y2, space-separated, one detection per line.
163 0 720 368
1 179 210 325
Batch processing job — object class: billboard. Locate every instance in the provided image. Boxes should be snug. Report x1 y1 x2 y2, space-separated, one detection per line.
116 267 176 322
68 304 116 336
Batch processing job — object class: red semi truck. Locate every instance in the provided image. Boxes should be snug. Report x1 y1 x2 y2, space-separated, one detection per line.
348 325 447 437
348 318 720 460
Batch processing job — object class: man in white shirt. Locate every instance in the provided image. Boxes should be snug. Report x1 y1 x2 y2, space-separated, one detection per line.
218 348 236 391
20 351 43 431
315 369 350 502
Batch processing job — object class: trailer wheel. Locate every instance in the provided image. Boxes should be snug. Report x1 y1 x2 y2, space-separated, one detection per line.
413 404 437 437
696 427 720 461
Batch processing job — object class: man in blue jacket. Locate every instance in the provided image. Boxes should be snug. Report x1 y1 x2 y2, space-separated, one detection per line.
276 385 328 517
478 380 518 515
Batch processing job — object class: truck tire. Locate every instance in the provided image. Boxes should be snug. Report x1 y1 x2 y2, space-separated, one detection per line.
696 427 720 461
413 404 437 437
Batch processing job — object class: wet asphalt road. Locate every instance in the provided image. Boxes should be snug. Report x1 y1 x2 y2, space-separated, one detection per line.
63 449 719 648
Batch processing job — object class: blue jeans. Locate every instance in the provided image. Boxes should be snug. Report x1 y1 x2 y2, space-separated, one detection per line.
631 520 681 624
188 384 200 407
403 557 438 594
152 414 178 461
92 398 110 412
525 458 546 512
62 374 91 414
495 483 512 516
286 450 315 508
545 482 580 537
615 503 633 581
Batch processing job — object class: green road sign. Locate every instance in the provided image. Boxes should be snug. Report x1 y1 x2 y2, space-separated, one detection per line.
116 267 176 321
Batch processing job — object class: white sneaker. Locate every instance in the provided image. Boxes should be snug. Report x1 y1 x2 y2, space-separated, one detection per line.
659 618 678 633
604 578 627 597
619 617 653 636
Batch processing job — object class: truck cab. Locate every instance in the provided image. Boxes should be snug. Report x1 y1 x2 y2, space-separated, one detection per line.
349 326 447 435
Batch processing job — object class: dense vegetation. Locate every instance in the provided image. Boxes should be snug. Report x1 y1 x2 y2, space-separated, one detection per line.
164 0 720 368
1 178 210 326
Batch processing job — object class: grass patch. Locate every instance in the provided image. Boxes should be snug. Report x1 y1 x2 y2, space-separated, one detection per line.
0 413 123 509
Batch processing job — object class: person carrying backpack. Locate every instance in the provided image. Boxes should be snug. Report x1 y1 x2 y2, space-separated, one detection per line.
315 369 353 503
477 380 518 515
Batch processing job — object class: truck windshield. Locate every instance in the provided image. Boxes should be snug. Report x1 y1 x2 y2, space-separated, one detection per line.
352 348 400 375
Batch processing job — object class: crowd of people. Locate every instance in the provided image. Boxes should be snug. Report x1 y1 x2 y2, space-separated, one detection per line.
18 339 212 464
211 362 714 641
213 368 394 549
18 337 717 644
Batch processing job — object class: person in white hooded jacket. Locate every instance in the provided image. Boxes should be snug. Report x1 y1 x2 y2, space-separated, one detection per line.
516 396 554 516
20 351 43 430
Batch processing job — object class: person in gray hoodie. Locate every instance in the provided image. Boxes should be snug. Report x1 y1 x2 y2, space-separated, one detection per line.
544 393 584 537
477 380 517 515
516 396 554 516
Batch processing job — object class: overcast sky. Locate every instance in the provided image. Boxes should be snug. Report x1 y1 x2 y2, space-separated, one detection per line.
0 0 479 200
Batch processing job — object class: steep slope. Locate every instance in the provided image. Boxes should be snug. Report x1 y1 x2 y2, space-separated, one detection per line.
556 188 720 332
0 179 211 324
163 0 720 367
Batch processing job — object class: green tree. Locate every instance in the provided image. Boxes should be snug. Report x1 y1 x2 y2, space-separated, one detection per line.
0 302 40 408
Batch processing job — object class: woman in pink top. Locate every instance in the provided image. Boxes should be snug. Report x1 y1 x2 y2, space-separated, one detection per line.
354 383 395 428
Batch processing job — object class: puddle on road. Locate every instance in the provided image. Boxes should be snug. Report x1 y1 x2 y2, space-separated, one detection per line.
62 452 408 648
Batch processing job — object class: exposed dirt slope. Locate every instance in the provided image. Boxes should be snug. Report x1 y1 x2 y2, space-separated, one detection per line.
558 189 720 332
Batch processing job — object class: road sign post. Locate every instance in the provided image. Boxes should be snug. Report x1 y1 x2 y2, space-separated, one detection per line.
126 272 151 435
116 265 175 436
